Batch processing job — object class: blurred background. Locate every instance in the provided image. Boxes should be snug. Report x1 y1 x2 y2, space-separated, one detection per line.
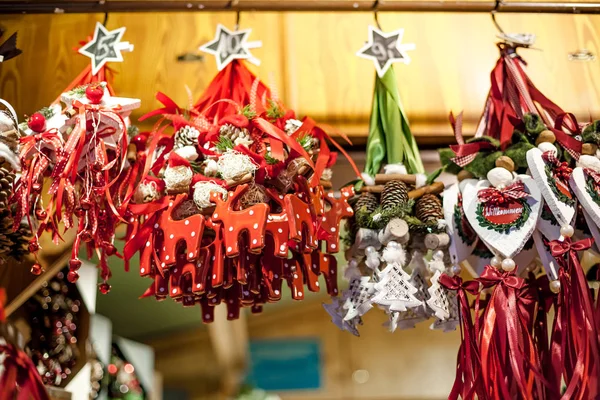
2 1 600 398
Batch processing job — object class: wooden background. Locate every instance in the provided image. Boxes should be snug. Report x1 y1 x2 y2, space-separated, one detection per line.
2 7 600 144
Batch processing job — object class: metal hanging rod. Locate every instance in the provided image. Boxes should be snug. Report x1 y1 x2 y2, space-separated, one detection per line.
2 1 600 14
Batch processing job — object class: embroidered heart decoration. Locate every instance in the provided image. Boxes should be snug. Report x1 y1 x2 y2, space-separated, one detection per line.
463 175 542 259
526 148 576 228
443 182 478 266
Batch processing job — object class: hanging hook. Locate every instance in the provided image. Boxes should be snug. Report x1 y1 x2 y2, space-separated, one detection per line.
101 0 109 26
491 0 504 34
373 0 382 30
227 0 241 30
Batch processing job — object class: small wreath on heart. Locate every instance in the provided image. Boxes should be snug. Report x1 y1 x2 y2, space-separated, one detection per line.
453 196 476 245
544 164 575 206
585 175 600 207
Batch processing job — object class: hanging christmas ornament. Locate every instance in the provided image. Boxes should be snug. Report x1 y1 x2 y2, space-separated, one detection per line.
11 25 138 289
326 22 451 336
439 34 600 398
78 22 133 75
123 57 360 322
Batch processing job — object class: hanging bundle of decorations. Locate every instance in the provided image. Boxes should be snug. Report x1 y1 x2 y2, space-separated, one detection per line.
11 22 139 290
324 25 454 335
439 34 600 398
123 24 361 322
0 99 29 264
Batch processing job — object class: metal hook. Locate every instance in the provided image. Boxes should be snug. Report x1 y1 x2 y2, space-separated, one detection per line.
491 0 504 34
373 0 382 30
227 0 240 30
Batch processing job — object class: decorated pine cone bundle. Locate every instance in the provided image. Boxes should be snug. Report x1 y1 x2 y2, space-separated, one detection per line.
0 207 30 263
174 125 200 148
415 194 443 224
381 180 409 210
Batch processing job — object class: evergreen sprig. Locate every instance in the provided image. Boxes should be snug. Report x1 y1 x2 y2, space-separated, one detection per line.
38 106 55 120
215 135 234 152
264 153 280 165
241 105 256 120
296 134 313 151
266 99 284 119
475 199 531 234
586 177 600 206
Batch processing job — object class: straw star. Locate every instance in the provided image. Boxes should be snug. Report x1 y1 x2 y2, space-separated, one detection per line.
79 22 130 75
356 26 415 77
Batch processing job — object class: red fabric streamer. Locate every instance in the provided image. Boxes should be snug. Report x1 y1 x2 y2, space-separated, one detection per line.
548 237 600 399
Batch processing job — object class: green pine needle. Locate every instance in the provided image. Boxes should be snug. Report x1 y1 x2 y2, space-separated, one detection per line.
241 105 256 120
296 134 313 151
215 135 234 152
68 85 87 97
264 153 280 165
127 125 140 139
38 106 55 120
190 161 204 174
266 99 284 119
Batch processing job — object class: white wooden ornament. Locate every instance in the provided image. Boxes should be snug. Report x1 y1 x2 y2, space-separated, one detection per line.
532 230 560 281
443 182 477 266
463 175 542 259
371 263 421 312
581 207 600 254
526 148 576 227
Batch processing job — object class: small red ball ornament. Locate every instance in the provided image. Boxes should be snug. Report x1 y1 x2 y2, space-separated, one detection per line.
28 240 39 253
80 231 93 242
85 84 104 104
99 282 111 294
67 270 79 283
104 243 117 256
30 263 43 275
35 209 48 220
69 258 82 271
27 112 46 133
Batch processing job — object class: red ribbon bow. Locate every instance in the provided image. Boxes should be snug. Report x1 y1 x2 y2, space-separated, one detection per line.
0 344 50 400
477 180 529 206
478 265 524 289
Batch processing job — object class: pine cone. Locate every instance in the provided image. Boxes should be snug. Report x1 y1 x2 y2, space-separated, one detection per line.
354 192 379 215
219 124 248 141
415 194 443 223
6 221 30 261
381 180 408 210
174 126 200 149
0 129 19 153
0 167 14 207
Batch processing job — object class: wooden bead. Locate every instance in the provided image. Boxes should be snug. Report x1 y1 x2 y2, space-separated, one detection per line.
535 130 556 145
582 143 598 155
495 155 515 172
457 170 474 182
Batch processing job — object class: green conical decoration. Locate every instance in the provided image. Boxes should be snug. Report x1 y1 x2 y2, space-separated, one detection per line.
364 68 424 176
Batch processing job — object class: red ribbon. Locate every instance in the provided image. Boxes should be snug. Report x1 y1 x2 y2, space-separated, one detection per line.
439 274 485 400
0 345 50 400
477 180 529 206
542 151 573 182
548 237 600 399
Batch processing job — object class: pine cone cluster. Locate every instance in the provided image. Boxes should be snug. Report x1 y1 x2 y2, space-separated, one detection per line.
415 194 443 223
0 208 30 262
355 192 379 215
219 124 252 147
0 167 14 209
174 125 200 149
381 180 408 210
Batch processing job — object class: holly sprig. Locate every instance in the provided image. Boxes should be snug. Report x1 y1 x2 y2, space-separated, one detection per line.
586 177 600 206
453 203 475 245
475 199 531 234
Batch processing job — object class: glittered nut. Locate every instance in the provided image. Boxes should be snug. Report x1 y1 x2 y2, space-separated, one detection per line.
494 156 515 172
535 130 556 145
582 143 598 155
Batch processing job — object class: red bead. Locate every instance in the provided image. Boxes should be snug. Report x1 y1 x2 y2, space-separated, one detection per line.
27 112 46 133
80 198 93 210
35 209 47 220
67 270 79 283
85 84 104 105
104 243 116 256
30 263 43 275
69 258 82 271
32 182 42 192
99 282 111 294
28 240 39 253
80 231 93 242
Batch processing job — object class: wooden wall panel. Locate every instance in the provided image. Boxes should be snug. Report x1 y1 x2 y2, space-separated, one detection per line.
2 10 600 140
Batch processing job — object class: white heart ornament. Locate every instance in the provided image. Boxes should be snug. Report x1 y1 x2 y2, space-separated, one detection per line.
526 148 576 227
463 175 542 259
443 182 477 266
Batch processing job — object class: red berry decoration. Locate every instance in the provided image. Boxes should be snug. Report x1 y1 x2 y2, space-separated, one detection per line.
69 258 82 271
99 282 111 294
35 209 48 220
30 263 43 276
85 84 104 104
104 243 117 256
67 270 79 283
27 112 46 133
28 240 40 253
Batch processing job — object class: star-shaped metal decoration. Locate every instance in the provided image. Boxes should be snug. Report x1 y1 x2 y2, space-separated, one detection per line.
79 22 133 75
199 24 262 71
356 26 415 78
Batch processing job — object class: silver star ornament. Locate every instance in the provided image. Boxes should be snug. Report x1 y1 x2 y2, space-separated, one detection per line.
200 24 262 70
356 26 415 77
